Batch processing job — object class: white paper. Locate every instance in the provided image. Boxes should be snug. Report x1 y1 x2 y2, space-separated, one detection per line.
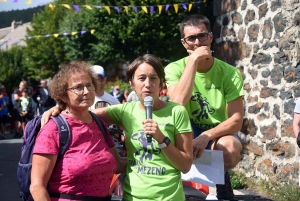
181 150 224 187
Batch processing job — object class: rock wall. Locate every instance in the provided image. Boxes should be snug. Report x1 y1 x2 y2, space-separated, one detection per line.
212 0 300 184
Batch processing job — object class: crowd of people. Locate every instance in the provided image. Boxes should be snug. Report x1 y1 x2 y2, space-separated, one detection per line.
5 14 251 200
0 79 56 139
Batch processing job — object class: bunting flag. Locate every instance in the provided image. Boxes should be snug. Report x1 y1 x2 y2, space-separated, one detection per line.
0 29 97 43
25 0 31 4
41 2 200 14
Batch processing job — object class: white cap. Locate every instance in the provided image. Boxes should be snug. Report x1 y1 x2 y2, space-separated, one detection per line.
92 65 105 76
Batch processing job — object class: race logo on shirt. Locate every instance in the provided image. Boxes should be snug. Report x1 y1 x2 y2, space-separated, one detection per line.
129 130 166 175
190 92 216 130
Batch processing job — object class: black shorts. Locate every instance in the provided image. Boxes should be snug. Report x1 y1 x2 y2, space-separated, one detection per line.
0 115 8 124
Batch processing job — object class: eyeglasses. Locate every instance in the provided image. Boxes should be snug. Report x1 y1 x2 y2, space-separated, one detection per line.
67 83 95 95
182 32 211 45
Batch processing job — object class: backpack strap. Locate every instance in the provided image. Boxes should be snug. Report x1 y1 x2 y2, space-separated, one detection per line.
89 111 108 142
50 115 72 160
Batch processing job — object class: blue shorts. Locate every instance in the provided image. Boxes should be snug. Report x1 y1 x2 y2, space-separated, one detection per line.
191 121 241 149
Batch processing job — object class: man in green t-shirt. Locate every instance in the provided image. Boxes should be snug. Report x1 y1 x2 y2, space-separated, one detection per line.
165 14 244 200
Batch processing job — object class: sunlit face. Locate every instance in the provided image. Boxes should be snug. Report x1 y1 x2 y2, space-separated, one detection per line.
181 23 213 51
40 80 47 88
65 72 95 109
130 63 161 101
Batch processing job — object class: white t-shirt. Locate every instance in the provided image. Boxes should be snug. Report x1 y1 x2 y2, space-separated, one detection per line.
89 92 120 110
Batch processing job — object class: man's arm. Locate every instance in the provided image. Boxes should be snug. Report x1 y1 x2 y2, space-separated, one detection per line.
203 97 244 140
168 47 212 106
293 113 300 138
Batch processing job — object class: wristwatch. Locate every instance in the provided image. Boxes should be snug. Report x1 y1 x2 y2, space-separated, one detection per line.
158 137 171 148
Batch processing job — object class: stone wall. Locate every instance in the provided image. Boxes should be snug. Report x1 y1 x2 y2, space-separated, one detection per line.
212 0 300 184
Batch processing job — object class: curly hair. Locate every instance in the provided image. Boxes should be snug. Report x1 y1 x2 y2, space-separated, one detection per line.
49 61 98 110
126 54 165 89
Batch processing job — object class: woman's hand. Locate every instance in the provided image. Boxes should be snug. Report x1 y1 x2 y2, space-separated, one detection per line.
142 119 165 143
41 105 61 127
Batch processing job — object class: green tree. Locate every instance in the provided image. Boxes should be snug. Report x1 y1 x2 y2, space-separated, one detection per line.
0 46 26 93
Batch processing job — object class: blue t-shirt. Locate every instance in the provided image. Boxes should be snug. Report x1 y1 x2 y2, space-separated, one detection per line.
0 96 9 115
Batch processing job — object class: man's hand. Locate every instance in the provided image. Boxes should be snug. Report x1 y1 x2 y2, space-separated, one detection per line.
187 46 212 62
41 105 60 127
192 133 210 158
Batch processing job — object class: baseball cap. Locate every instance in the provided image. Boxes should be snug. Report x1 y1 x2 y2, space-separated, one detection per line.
92 65 105 77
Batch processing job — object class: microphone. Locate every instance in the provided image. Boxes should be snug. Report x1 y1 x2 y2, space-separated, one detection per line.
144 96 154 143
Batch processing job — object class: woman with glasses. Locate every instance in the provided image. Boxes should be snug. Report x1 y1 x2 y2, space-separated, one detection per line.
30 61 127 201
42 55 193 201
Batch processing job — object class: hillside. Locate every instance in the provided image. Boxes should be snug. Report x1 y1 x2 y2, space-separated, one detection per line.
0 6 44 29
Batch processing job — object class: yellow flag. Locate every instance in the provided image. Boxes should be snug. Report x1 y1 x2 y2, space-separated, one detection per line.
141 6 148 13
90 29 96 34
71 32 77 35
53 34 59 38
25 0 32 5
188 4 192 11
158 5 162 14
123 6 128 15
104 6 111 14
62 4 71 9
36 35 41 38
0 0 7 2
173 4 178 13
49 4 55 11
84 5 93 10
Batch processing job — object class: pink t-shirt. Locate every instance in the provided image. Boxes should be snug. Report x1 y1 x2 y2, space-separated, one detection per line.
33 114 117 200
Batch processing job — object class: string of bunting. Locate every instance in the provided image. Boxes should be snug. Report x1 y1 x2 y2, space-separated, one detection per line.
0 1 205 14
49 2 203 14
0 29 96 44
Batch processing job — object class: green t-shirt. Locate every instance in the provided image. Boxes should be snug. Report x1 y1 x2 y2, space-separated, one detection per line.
165 57 245 130
107 101 191 201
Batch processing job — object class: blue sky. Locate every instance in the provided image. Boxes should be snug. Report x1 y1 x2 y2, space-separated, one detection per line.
0 0 53 12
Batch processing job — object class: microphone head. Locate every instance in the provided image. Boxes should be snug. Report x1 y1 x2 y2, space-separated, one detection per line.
144 96 154 107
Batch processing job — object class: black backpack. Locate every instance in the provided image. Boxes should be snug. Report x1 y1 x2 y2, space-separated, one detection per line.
17 112 107 201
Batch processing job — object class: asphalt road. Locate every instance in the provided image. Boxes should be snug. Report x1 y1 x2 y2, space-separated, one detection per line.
0 133 23 201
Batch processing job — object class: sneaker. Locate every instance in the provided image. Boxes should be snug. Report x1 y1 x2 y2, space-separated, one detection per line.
216 171 234 200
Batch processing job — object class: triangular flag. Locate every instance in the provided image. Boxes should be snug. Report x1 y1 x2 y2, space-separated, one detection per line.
141 6 148 14
49 4 54 11
71 32 78 35
188 4 192 11
132 6 138 13
104 6 111 14
62 4 71 9
84 5 93 10
53 34 59 37
13 0 17 2
173 4 179 13
81 30 87 35
158 5 162 14
114 6 120 14
165 4 170 12
0 0 7 2
150 6 154 14
94 6 102 9
90 29 96 34
36 35 41 38
181 3 187 10
73 5 80 12
25 0 31 5
63 32 68 36
45 34 50 37
123 6 128 15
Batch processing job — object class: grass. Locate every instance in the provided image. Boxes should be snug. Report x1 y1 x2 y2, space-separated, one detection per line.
229 170 300 201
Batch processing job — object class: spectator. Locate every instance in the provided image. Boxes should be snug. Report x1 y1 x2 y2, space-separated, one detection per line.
165 14 244 200
30 61 126 201
127 89 139 102
293 98 300 147
112 85 126 103
32 79 56 115
15 89 34 136
90 65 120 109
0 85 9 139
